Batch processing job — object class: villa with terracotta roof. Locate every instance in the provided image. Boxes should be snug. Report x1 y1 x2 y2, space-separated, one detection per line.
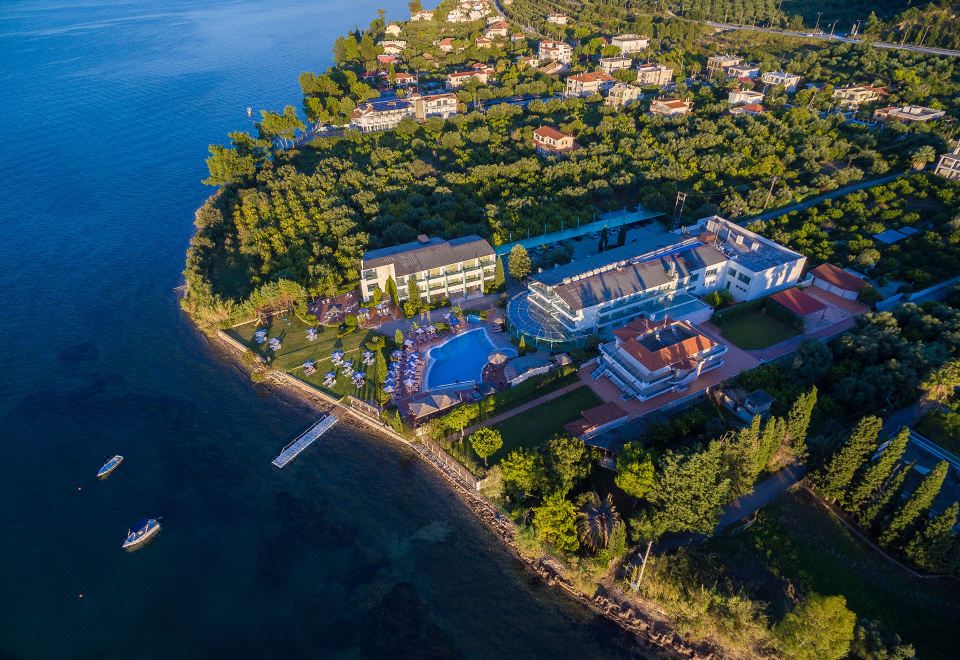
769 288 827 319
446 66 494 88
809 263 866 300
729 89 764 106
484 20 509 38
649 97 692 116
532 125 579 155
564 71 616 97
595 318 728 401
832 85 887 107
729 103 765 116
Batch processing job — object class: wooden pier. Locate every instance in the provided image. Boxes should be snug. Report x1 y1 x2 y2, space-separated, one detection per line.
271 414 338 468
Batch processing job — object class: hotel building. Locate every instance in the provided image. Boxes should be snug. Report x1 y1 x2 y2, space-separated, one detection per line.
360 235 497 303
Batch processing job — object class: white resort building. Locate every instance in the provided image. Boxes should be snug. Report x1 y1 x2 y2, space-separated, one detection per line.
350 99 415 132
506 216 806 347
595 317 728 402
361 235 497 303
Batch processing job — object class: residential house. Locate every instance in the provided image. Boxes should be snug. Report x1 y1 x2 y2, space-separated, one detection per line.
707 54 742 77
505 216 806 344
518 55 540 68
384 23 403 36
564 401 629 439
377 54 399 66
539 61 568 75
378 40 407 56
595 318 728 402
729 103 765 116
809 263 866 300
511 32 526 43
475 36 493 49
565 71 616 98
761 70 801 92
410 10 434 20
611 34 649 54
446 66 494 88
532 125 579 155
935 143 960 180
434 37 455 53
599 56 633 74
728 89 764 106
350 99 416 132
485 20 510 38
635 62 673 87
360 234 497 303
727 63 760 79
410 92 459 120
392 71 418 86
486 14 506 24
769 288 827 322
832 85 887 107
538 40 573 64
547 13 568 24
649 97 692 116
606 83 642 108
873 105 946 123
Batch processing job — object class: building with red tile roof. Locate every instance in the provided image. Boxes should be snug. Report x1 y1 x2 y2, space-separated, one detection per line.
532 125 579 155
770 288 827 318
810 263 866 299
563 401 629 438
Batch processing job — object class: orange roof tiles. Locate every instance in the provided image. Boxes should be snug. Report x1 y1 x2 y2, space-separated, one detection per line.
770 288 827 316
810 263 866 293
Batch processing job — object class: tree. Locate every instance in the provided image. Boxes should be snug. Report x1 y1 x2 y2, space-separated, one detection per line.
469 427 503 466
880 461 948 546
256 105 305 148
616 224 627 247
632 441 731 540
405 276 422 316
775 594 856 660
443 403 479 440
598 226 609 252
203 145 255 186
508 244 531 280
394 328 404 345
784 386 816 461
545 435 590 495
385 276 399 305
500 449 545 497
517 334 527 355
859 462 913 528
724 416 764 497
815 416 883 501
614 442 655 500
492 256 505 290
757 415 787 473
910 145 936 171
533 492 580 553
851 619 915 660
408 0 423 13
846 428 909 509
903 502 958 572
790 340 833 384
576 492 621 552
375 351 389 404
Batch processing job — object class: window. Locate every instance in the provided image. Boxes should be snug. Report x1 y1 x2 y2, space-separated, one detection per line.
690 273 699 282
705 267 718 277
729 268 738 277
738 273 752 285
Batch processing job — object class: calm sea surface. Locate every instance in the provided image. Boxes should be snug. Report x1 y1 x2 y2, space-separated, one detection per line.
0 2 646 657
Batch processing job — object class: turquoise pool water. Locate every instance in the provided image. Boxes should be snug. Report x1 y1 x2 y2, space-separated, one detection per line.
426 329 510 389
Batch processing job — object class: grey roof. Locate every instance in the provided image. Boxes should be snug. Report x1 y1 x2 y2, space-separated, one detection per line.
534 240 726 311
363 236 494 277
744 389 775 411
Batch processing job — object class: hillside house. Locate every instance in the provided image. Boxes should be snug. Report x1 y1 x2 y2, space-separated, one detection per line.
532 126 579 155
538 40 573 64
636 62 673 87
565 71 616 97
649 97 692 116
873 105 946 123
606 83 642 108
729 89 764 106
611 34 649 54
599 56 633 74
935 143 960 180
761 70 801 92
410 92 459 120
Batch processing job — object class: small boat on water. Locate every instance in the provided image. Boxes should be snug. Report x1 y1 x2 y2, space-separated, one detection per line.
122 518 160 550
97 455 124 479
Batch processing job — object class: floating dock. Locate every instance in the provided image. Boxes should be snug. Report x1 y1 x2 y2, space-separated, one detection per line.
272 414 338 468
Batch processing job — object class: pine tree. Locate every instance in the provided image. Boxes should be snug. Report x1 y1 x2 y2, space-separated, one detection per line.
518 334 527 355
847 428 909 510
492 255 505 290
903 502 959 572
785 386 817 462
394 328 404 345
598 226 609 252
815 416 882 502
385 276 399 305
859 462 913 528
880 461 948 546
725 416 763 497
508 244 531 280
405 276 422 313
757 416 786 473
617 224 627 247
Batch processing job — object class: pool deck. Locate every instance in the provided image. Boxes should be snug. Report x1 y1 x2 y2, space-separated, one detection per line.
423 326 513 390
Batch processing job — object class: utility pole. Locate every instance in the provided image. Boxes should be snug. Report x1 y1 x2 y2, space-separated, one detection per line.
673 191 687 228
762 176 779 210
829 21 837 39
815 12 822 32
635 540 654 588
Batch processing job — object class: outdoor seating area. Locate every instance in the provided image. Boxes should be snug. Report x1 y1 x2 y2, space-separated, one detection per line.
383 348 425 398
323 349 367 390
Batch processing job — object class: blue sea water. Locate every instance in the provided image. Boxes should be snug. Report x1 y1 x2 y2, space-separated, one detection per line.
0 2 649 658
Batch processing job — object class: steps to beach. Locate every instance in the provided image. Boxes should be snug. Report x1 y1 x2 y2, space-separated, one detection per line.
271 414 338 468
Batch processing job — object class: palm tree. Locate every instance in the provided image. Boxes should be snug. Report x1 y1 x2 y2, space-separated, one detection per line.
576 492 621 552
911 145 936 170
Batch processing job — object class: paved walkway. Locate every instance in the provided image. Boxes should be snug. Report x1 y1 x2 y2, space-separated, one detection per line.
462 381 586 436
739 171 907 225
656 464 807 552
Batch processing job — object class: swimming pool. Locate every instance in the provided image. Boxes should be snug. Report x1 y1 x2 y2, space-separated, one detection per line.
424 329 514 390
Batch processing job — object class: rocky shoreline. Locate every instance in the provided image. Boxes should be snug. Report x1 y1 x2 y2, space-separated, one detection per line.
209 328 718 659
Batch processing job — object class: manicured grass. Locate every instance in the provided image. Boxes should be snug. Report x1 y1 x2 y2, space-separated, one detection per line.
704 490 960 659
916 409 960 456
227 316 393 401
491 386 602 461
718 309 799 349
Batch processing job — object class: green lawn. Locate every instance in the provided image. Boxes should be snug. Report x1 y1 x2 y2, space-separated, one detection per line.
227 316 394 401
491 386 602 461
916 409 960 456
704 490 960 659
718 309 799 349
